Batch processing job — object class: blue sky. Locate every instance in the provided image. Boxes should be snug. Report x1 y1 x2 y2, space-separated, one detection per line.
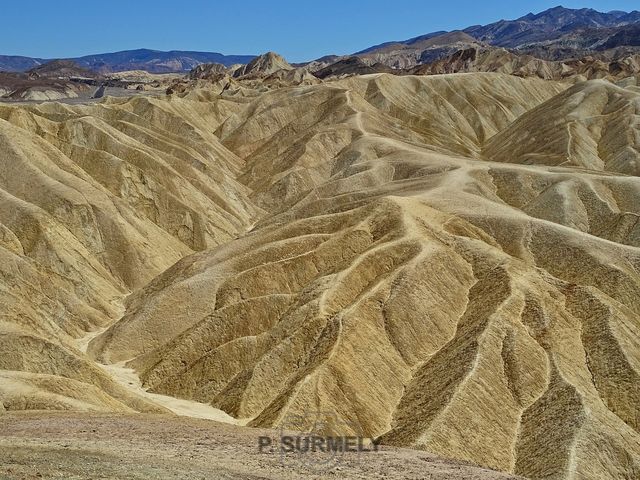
2 1 639 62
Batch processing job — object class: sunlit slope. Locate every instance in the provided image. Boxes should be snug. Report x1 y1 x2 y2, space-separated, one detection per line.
87 74 640 479
484 79 640 174
0 94 260 413
216 73 564 210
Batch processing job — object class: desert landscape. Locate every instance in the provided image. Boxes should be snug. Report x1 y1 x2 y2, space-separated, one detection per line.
1 4 640 480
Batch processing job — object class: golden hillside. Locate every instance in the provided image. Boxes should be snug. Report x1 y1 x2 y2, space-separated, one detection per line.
2 72 640 479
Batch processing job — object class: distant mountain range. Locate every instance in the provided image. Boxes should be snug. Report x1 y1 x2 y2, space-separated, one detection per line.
464 6 640 47
1 6 640 75
355 6 640 68
0 49 256 73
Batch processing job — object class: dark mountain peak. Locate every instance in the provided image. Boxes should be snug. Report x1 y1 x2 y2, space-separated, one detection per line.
0 55 46 73
521 5 567 19
27 59 97 79
619 11 640 23
461 5 640 47
314 56 393 79
29 59 77 70
524 6 595 23
355 31 447 55
352 4 640 70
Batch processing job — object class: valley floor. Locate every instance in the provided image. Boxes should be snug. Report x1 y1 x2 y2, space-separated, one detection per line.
0 412 521 480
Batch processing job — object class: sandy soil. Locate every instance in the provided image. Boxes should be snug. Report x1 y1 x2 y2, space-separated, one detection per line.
101 361 245 423
0 412 524 480
76 330 246 425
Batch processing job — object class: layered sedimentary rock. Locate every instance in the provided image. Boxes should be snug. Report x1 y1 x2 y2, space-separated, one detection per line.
411 47 640 82
0 93 260 412
2 72 640 479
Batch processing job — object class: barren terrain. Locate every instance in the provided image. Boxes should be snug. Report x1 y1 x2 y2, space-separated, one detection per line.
0 412 522 479
1 67 640 479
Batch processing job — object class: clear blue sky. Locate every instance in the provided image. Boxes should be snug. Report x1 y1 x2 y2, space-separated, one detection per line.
3 1 639 62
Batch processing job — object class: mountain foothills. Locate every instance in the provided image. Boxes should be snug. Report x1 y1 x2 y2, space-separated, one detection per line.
1 5 640 480
2 43 640 479
2 6 640 75
356 6 640 68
